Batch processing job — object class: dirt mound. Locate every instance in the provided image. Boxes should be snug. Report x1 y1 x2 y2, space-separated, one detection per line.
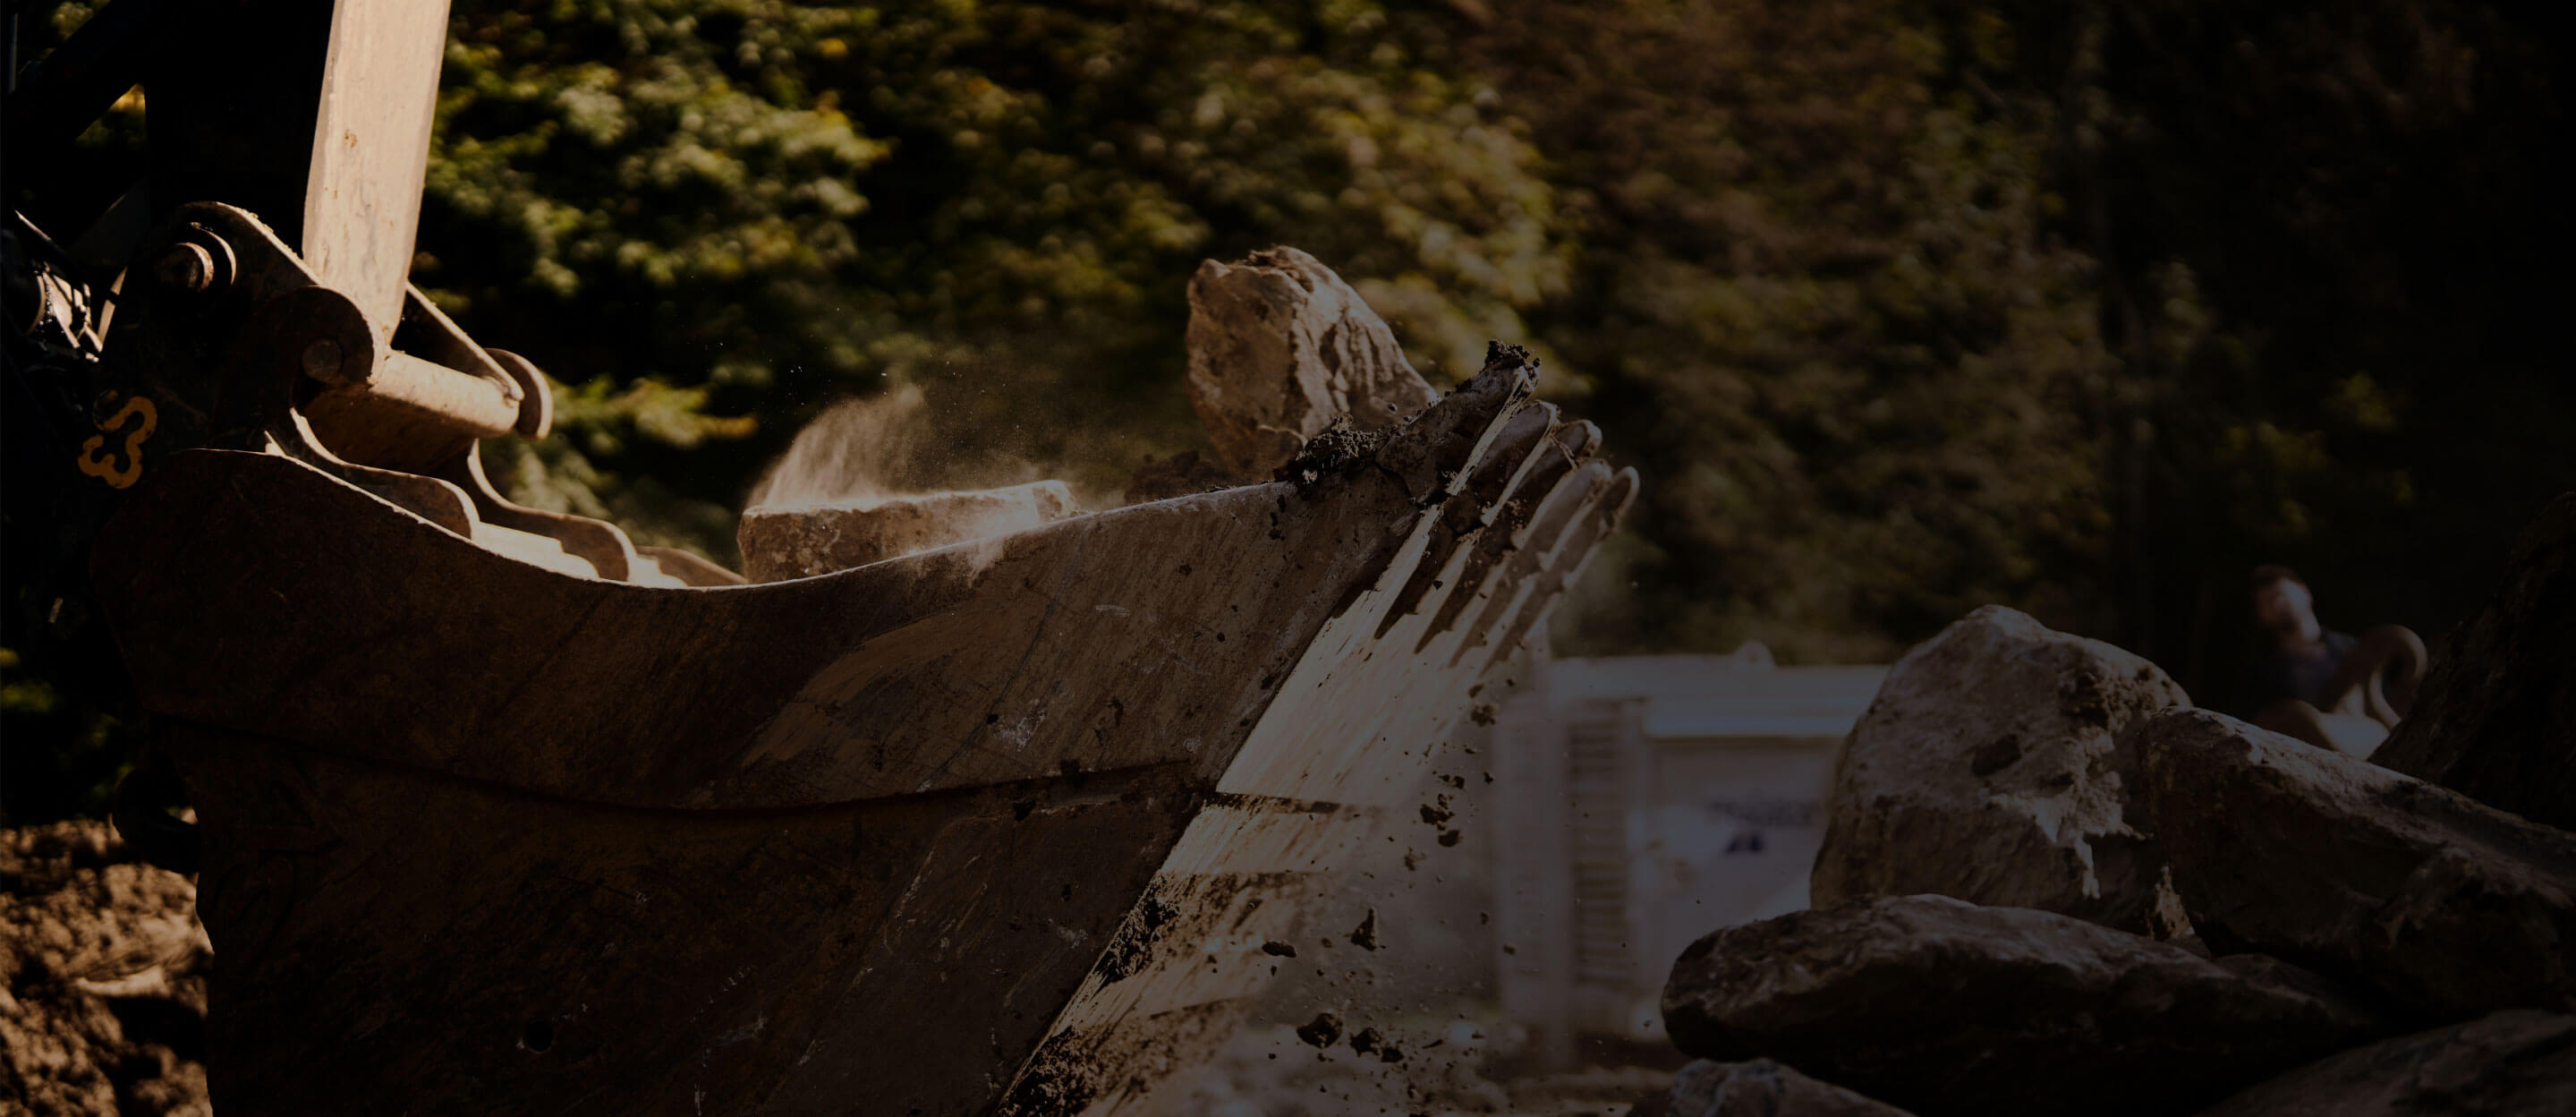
1 820 211 1116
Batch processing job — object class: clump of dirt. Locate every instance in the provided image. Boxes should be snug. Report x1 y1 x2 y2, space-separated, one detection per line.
1274 417 1390 487
1347 908 1380 951
2 820 211 1116
1295 1011 1343 1049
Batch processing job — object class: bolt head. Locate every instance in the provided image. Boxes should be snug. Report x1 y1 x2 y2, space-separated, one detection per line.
155 243 216 293
300 338 347 382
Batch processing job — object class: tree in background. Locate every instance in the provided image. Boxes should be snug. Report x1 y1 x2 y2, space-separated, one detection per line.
6 0 2570 821
1994 0 2575 695
417 0 1569 552
1480 0 2119 664
1478 0 2572 697
5 0 1570 822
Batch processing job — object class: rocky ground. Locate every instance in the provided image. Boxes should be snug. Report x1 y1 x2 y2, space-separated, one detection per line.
1149 1012 1670 1116
10 493 2566 1116
0 820 211 1115
1638 494 2576 1117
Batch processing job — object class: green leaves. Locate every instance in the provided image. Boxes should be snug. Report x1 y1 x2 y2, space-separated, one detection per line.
25 0 2547 688
417 0 1566 557
1486 0 2116 659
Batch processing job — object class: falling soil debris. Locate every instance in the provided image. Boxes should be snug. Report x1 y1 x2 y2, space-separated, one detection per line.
1261 940 1298 958
1348 908 1381 951
1340 1027 1410 1065
1296 1012 1343 1049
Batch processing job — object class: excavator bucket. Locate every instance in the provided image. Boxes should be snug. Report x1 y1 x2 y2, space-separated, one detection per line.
3 2 1635 1113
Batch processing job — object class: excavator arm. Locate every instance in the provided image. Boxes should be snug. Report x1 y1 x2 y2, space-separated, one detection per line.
3 3 1636 1113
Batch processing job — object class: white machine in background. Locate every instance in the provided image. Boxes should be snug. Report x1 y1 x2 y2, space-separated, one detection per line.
1492 647 1887 1063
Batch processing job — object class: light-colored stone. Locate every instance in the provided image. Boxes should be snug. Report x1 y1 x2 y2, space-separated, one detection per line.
2196 1010 2576 1117
1810 606 2190 934
1634 1059 1915 1117
737 480 1076 581
1184 247 1439 475
2137 708 2576 1019
1661 896 2396 1117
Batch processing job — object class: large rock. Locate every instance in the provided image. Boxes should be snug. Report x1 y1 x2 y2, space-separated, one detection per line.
2372 493 2576 831
2137 708 2576 1019
2196 1010 2576 1117
1661 895 2395 1117
0 821 210 1116
1634 1059 1916 1117
1811 606 2191 935
1184 247 1440 475
737 480 1077 581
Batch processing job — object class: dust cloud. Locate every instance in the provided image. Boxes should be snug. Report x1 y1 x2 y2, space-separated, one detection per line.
746 385 931 511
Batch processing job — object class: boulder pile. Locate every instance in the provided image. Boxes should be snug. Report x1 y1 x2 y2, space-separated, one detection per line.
1808 605 2190 936
1645 493 2576 1117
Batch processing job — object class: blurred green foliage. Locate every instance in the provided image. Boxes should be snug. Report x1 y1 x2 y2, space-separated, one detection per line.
412 0 2572 686
1980 0 2576 693
414 0 1569 541
5 0 2571 822
1487 0 2573 688
1484 0 2120 662
0 648 132 824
